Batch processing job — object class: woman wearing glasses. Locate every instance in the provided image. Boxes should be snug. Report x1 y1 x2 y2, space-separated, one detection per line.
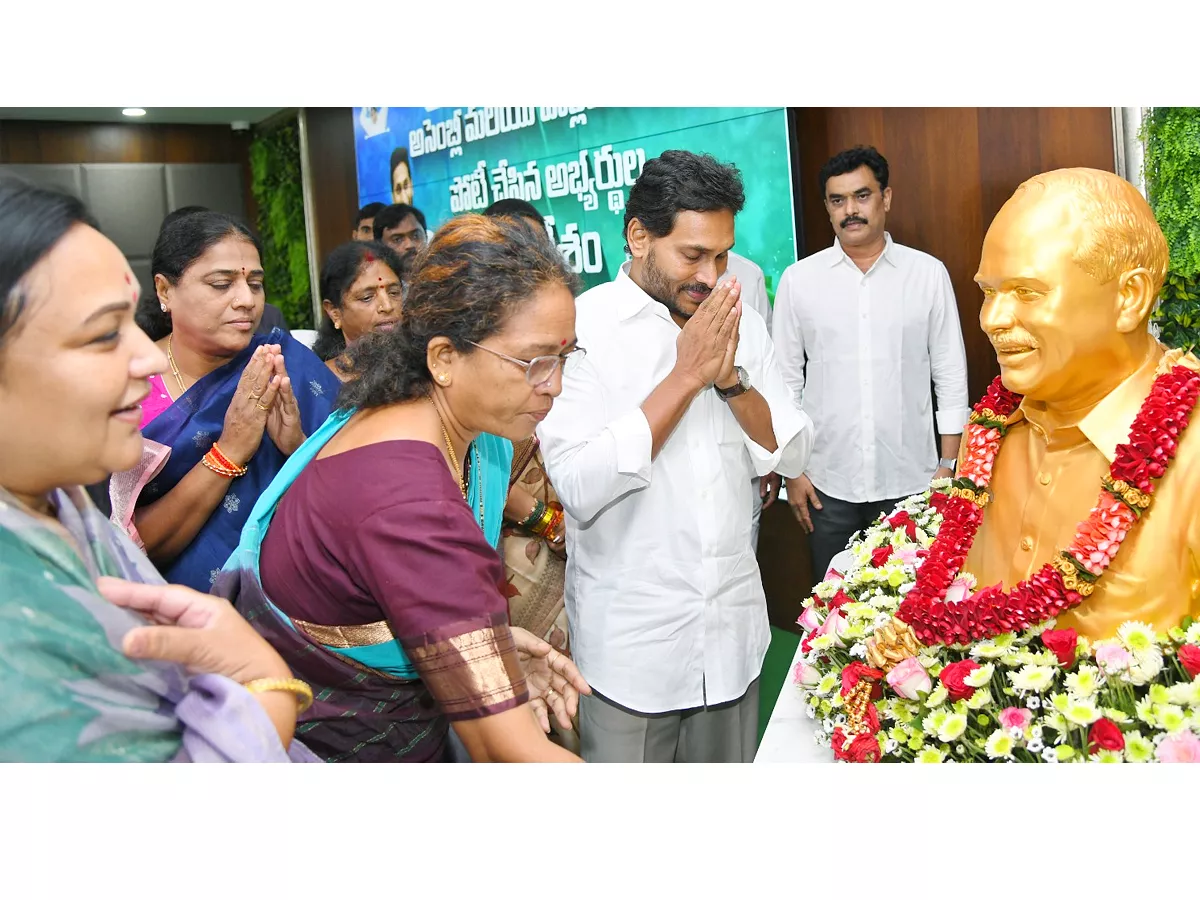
217 214 589 762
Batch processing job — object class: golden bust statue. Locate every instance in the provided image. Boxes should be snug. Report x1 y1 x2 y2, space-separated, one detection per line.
964 167 1200 641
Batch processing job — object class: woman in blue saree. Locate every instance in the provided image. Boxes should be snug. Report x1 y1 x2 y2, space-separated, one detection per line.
127 211 340 592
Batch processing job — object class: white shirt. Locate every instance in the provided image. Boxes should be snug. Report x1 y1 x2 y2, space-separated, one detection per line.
721 250 771 332
537 264 813 714
773 233 969 503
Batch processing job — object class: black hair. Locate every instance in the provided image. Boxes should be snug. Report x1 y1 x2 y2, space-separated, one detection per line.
339 214 579 410
135 210 263 340
372 203 427 240
484 198 545 228
355 201 385 225
162 205 209 228
390 146 411 177
312 240 405 362
0 176 98 353
818 145 890 197
622 150 745 253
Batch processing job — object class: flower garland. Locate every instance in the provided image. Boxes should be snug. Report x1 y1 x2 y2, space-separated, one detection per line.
890 366 1200 648
793 488 1200 763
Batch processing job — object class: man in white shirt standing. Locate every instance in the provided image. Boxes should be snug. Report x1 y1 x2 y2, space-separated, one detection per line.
538 150 813 763
720 250 775 548
772 145 969 581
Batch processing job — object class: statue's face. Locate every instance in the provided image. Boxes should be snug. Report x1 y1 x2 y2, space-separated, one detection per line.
976 192 1125 404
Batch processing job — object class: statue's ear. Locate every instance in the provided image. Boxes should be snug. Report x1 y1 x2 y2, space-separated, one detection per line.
1115 267 1157 334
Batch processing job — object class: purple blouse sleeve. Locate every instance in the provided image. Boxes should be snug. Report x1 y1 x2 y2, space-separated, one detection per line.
169 674 321 763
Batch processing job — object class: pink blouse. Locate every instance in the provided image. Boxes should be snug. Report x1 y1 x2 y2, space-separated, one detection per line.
140 373 174 427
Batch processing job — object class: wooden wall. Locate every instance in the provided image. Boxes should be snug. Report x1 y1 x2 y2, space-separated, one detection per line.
0 119 251 167
303 107 359 271
760 107 1117 634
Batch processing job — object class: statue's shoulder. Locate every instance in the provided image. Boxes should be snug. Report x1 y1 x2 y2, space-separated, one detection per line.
1155 345 1200 375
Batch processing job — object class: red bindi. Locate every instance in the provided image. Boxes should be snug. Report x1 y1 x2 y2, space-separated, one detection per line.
560 339 567 346
365 252 375 262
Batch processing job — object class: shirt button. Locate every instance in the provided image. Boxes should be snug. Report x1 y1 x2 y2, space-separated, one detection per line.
1039 472 1051 486
1020 537 1033 551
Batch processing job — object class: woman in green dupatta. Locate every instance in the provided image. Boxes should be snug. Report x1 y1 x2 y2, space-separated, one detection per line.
0 176 315 762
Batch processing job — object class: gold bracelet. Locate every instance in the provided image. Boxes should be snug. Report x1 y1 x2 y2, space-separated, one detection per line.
242 677 314 713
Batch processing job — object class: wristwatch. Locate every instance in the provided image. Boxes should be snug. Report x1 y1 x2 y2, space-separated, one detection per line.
715 366 751 401
938 457 958 472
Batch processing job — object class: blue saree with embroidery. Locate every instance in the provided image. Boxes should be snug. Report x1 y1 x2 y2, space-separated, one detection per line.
139 328 340 593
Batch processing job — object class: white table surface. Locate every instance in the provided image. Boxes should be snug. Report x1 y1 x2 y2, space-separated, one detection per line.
754 639 832 763
753 548 855 763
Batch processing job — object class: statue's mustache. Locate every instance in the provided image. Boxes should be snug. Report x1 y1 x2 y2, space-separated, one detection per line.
989 332 1039 351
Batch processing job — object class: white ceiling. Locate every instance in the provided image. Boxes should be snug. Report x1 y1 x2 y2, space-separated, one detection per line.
0 107 285 126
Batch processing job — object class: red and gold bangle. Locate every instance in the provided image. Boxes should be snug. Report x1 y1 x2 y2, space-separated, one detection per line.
202 442 248 479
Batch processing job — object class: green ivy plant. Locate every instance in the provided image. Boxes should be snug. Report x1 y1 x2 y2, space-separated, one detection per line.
1139 107 1200 352
249 120 312 329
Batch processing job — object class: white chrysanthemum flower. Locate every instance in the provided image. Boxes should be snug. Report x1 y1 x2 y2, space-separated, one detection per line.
1043 712 1070 738
985 729 1015 759
1184 622 1200 645
1065 665 1103 698
937 713 968 743
849 643 868 659
925 684 949 707
884 739 899 754
873 613 892 629
923 710 949 734
815 674 838 696
1124 731 1155 763
917 655 941 670
810 634 836 651
916 746 946 763
1092 749 1123 764
1117 621 1157 654
1009 665 1057 693
1135 697 1158 727
1050 693 1070 713
1128 647 1164 685
965 663 995 687
1063 698 1102 726
1054 744 1076 762
966 689 993 710
1102 708 1132 724
1155 704 1188 733
805 705 816 719
971 641 1010 660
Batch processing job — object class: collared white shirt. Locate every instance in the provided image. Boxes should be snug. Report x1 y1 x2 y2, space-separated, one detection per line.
772 233 969 503
721 250 771 332
537 264 813 714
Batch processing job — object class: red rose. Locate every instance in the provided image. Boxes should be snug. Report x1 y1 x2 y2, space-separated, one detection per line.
939 659 981 701
828 590 854 610
1041 628 1079 667
840 662 885 697
833 731 881 763
1179 644 1200 679
1088 718 1125 754
887 510 918 540
863 701 881 734
871 546 893 567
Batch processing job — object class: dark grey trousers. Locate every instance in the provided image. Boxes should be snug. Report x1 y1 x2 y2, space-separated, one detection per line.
807 486 906 581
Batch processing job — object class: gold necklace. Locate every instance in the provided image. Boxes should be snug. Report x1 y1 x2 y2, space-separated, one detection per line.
430 398 483 527
166 334 189 396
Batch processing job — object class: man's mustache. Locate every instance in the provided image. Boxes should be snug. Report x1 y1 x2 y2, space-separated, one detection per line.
840 215 868 228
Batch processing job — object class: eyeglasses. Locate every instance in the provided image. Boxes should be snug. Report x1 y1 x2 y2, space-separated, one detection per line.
467 341 587 387
827 189 876 209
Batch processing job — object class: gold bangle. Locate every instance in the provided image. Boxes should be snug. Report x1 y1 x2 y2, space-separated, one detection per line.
242 677 314 713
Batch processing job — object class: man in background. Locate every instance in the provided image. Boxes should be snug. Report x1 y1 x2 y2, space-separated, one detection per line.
390 147 415 205
772 145 969 580
352 202 385 241
372 203 428 278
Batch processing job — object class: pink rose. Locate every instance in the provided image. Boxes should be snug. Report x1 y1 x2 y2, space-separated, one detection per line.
1095 644 1134 675
1156 732 1200 764
793 661 822 687
999 707 1034 732
944 574 975 605
797 606 821 632
894 546 920 566
885 657 931 700
815 609 849 647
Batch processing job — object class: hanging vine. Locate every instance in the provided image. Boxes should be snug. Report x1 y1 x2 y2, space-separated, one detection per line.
249 119 312 329
1139 107 1200 352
